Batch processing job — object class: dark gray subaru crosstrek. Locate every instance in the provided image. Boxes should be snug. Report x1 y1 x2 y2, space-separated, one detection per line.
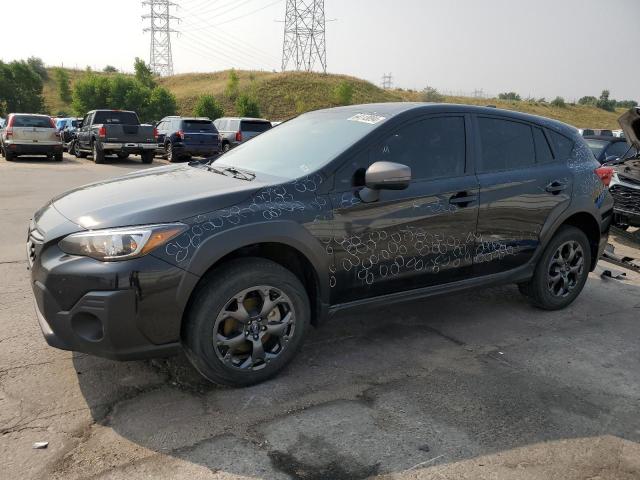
28 103 614 386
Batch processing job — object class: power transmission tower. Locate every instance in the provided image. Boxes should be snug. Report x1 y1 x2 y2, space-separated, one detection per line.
282 0 327 73
382 73 393 90
142 0 178 76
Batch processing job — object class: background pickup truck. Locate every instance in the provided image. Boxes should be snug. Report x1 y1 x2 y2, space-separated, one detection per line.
74 110 156 164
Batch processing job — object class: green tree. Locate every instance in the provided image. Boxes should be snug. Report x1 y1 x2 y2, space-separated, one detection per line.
27 56 48 80
421 86 444 102
578 96 597 106
194 94 224 120
134 57 155 89
597 90 615 112
334 81 354 105
103 65 118 73
617 100 638 109
71 73 111 114
498 92 521 101
225 69 240 100
550 96 566 108
0 60 45 114
54 68 72 103
147 86 177 121
235 93 260 117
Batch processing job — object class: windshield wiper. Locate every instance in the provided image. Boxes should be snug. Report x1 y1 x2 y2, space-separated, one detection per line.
221 166 255 181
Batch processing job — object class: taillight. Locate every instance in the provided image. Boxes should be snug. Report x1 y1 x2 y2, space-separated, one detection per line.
235 131 243 142
98 126 106 138
154 127 159 139
5 127 13 138
595 166 614 187
177 129 184 140
49 118 56 128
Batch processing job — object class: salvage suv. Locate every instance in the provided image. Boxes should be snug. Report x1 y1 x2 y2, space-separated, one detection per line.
28 103 613 386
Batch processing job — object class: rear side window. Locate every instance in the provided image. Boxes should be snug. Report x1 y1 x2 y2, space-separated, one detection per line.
378 116 466 180
547 130 574 160
183 120 216 133
92 111 140 125
533 127 554 163
12 116 52 128
241 121 271 133
478 117 535 171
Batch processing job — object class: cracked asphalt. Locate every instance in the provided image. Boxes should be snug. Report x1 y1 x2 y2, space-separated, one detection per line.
1 154 640 480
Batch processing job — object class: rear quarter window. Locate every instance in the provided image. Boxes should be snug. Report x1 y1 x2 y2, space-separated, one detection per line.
547 130 575 160
533 127 554 163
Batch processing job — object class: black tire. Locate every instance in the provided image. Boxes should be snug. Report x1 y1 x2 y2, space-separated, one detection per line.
5 148 14 161
141 151 154 164
222 142 230 153
0 144 4 158
54 153 63 162
73 141 87 159
184 258 310 387
166 141 176 162
519 226 591 310
117 152 129 160
92 142 105 164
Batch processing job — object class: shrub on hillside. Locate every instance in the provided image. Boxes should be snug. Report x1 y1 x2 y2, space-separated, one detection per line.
596 90 616 112
134 57 155 89
193 94 224 120
421 86 444 102
103 65 118 73
498 92 521 101
27 57 48 80
54 68 72 103
0 60 46 115
225 69 240 100
578 96 597 106
617 99 638 109
334 81 354 105
235 93 261 117
551 96 566 108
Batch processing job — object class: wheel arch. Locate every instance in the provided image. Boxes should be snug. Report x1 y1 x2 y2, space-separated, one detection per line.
545 211 602 271
175 221 330 332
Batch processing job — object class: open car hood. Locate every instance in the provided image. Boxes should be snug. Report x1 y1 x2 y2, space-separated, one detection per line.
618 107 640 150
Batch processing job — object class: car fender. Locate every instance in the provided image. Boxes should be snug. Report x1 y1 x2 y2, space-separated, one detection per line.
171 219 331 311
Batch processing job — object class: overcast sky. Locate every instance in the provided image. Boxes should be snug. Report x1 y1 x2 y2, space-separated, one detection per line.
3 0 639 101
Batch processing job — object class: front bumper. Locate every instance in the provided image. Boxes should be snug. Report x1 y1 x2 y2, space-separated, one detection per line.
6 142 62 155
30 240 199 361
609 180 640 227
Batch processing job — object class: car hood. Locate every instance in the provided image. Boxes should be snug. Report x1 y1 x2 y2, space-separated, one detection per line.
51 164 272 229
618 107 640 150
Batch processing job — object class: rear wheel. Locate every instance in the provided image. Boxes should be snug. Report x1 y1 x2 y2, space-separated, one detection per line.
184 258 310 387
141 151 154 164
166 141 176 162
519 226 591 310
54 153 63 162
222 142 230 153
92 142 105 164
4 148 14 161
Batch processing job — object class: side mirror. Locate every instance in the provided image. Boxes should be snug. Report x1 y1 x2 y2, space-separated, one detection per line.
365 161 411 190
358 161 411 203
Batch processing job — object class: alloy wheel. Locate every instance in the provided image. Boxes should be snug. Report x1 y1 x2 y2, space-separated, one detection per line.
166 143 173 161
213 286 296 371
547 241 585 298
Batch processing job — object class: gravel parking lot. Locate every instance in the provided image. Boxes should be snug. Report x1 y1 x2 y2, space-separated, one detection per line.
1 153 639 480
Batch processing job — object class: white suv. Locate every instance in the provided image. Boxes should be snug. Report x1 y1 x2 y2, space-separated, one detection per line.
1 113 63 161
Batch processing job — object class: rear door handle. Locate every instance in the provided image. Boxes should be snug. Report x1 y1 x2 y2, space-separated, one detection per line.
449 192 478 207
545 181 567 194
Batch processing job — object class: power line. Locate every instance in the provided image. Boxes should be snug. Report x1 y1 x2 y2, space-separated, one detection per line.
382 73 393 90
142 0 179 76
282 0 327 73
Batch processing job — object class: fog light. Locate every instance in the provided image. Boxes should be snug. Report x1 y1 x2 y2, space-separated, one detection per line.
71 312 104 342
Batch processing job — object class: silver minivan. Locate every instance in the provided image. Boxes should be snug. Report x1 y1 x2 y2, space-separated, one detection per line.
213 117 272 153
1 113 63 161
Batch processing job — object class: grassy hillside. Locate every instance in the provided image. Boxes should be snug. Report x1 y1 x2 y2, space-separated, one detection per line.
44 68 626 129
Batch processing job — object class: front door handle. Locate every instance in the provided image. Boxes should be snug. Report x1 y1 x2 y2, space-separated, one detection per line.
545 181 567 194
449 191 478 207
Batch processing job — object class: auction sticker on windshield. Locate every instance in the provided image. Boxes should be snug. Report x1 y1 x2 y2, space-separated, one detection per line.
348 113 386 125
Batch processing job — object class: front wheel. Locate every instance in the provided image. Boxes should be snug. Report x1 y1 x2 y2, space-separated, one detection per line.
184 258 310 387
519 226 591 310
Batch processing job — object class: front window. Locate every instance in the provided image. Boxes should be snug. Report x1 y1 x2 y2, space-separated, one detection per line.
216 110 389 179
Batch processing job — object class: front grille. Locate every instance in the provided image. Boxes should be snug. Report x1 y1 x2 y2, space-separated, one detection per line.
610 184 640 214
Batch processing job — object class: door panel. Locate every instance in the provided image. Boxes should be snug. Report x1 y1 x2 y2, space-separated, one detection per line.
328 114 479 304
473 116 572 276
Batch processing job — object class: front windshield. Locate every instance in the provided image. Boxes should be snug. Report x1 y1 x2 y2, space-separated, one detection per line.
216 109 389 179
585 139 609 158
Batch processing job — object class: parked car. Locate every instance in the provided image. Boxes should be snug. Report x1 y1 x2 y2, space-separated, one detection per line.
579 128 613 137
608 107 640 229
56 118 83 150
0 118 5 128
73 110 156 164
28 103 613 386
584 135 638 164
214 117 272 153
1 113 63 161
156 116 220 162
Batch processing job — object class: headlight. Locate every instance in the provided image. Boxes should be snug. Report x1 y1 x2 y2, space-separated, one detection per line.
59 223 188 261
